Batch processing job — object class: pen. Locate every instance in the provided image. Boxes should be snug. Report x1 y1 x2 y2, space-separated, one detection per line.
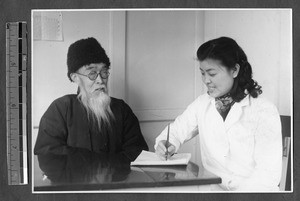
165 124 170 161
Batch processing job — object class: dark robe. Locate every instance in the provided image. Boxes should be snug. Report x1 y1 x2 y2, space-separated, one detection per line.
34 95 148 161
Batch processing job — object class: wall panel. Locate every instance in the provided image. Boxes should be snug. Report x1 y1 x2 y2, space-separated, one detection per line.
126 11 204 162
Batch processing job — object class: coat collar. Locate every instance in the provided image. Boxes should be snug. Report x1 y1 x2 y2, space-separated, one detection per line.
208 93 250 106
208 94 251 130
226 95 250 130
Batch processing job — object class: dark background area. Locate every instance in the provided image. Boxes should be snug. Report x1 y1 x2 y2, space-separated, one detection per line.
0 0 299 201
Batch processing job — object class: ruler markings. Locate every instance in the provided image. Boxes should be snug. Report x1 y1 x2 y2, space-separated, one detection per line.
6 22 28 185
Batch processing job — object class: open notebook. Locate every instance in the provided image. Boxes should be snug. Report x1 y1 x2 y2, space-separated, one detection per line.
131 151 191 166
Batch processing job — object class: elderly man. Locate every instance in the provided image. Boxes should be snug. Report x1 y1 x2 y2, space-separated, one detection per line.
34 37 148 161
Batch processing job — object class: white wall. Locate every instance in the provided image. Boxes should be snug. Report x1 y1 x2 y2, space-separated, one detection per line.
126 11 199 110
32 10 292 163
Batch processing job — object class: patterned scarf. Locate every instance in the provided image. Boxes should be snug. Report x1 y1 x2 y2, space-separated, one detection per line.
215 93 235 121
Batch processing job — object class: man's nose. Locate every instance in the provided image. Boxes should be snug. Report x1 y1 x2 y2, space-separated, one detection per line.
95 73 104 83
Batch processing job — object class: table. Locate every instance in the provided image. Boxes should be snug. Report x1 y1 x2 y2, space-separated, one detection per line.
33 148 221 192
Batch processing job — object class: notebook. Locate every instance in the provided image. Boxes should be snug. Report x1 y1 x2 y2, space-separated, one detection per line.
131 151 191 166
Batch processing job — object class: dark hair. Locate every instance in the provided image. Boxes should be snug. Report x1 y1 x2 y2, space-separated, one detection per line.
67 37 110 82
197 36 262 102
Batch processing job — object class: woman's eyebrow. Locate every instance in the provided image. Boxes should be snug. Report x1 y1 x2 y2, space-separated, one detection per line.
200 68 216 72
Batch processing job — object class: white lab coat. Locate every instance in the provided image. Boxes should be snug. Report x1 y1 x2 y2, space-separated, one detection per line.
155 93 282 191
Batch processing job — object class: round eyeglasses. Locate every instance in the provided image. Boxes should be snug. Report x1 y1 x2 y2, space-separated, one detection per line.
76 69 110 81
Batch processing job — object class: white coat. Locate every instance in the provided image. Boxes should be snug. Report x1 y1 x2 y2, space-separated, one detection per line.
155 93 282 191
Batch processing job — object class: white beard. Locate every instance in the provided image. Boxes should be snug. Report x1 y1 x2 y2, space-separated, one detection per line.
77 86 114 131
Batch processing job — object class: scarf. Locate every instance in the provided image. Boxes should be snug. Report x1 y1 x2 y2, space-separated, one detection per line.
215 93 235 121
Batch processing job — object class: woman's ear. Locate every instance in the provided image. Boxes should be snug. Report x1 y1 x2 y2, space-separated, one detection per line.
233 64 240 78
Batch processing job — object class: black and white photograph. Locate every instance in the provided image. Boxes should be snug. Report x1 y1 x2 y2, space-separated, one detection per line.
31 9 292 193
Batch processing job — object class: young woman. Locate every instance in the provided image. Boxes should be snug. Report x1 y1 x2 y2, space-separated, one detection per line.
155 37 282 191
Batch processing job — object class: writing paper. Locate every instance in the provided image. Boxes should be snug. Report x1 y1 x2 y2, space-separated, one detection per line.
131 151 191 166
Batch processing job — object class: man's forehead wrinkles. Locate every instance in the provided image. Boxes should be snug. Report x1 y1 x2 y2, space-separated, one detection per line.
85 65 97 70
84 64 107 71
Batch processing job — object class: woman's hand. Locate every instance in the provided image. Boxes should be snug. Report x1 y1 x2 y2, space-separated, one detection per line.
155 140 176 160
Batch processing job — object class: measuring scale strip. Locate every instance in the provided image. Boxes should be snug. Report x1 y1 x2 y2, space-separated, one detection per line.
6 22 28 185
